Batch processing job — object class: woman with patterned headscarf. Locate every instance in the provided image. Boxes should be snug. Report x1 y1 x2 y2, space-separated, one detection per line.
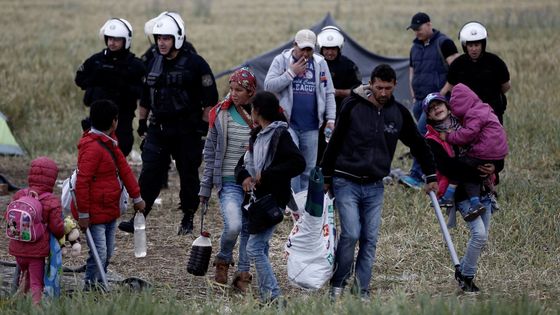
199 67 256 292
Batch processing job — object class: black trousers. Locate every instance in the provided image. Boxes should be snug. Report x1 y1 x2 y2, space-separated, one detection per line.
115 112 134 157
139 123 203 217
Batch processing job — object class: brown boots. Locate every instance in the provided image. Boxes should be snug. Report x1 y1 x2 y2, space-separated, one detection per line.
232 271 253 293
213 258 232 284
213 258 252 292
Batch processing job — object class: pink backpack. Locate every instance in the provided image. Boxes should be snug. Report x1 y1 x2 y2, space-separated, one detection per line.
5 190 48 242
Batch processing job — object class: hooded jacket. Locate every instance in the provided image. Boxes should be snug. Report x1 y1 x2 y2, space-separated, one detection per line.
9 157 65 258
321 85 436 183
447 84 508 160
72 130 141 224
264 49 336 128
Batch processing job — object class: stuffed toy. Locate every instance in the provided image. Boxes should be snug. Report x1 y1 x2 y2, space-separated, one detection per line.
59 216 82 257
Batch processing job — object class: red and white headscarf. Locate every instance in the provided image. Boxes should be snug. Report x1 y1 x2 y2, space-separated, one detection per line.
228 67 257 93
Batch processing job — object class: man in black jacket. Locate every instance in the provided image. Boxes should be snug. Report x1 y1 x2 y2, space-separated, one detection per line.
75 18 146 157
321 64 438 300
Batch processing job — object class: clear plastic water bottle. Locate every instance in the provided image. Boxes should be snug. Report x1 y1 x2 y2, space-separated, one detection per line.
324 127 333 143
187 231 212 276
134 213 147 258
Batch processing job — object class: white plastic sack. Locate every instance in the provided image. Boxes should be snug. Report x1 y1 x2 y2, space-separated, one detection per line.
60 169 128 216
60 170 77 216
285 194 336 290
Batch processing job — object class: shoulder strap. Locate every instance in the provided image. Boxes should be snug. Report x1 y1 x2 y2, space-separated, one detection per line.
96 140 120 177
233 103 254 128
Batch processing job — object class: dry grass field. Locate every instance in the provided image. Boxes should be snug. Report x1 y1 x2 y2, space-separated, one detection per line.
0 0 559 313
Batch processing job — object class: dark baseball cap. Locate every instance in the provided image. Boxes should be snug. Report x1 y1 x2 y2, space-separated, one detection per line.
407 12 430 30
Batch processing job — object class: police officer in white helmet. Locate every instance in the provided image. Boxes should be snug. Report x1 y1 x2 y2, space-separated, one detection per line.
316 26 361 163
440 21 511 124
119 12 218 235
75 18 146 157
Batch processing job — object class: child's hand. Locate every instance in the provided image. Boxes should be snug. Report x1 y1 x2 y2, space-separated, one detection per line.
134 200 146 213
78 218 89 231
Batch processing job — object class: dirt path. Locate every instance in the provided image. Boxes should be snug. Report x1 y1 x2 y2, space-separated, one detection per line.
0 155 308 300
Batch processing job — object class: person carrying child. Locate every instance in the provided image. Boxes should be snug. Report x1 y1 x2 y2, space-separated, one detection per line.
436 84 508 220
7 157 65 304
72 100 145 291
235 91 305 303
424 91 503 292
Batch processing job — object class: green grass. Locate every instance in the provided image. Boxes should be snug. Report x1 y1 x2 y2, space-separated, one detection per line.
0 290 556 315
1 0 560 313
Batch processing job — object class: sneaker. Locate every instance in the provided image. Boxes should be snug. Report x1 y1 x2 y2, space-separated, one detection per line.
329 286 343 301
463 204 486 222
118 218 134 234
399 175 422 190
437 197 455 208
461 276 480 293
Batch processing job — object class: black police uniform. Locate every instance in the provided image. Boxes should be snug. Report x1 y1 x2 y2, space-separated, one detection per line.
317 52 362 163
75 48 146 156
138 45 218 230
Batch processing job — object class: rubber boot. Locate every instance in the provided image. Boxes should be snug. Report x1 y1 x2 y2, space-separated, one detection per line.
232 271 252 293
213 258 231 285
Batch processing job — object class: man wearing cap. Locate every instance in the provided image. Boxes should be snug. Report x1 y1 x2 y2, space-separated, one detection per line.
400 12 460 189
265 29 336 193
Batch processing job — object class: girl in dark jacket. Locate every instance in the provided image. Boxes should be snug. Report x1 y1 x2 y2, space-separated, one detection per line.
235 91 305 303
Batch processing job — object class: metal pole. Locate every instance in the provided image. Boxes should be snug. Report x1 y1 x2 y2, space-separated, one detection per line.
86 228 109 290
428 191 460 267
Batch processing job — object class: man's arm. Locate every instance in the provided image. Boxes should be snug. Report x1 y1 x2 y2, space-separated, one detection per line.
409 66 415 100
264 55 294 93
445 52 460 65
440 82 454 96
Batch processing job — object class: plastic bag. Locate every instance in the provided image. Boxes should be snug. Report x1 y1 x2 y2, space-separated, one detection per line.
285 194 336 290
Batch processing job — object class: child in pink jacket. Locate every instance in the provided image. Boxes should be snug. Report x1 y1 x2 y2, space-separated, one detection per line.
8 157 65 304
440 83 508 220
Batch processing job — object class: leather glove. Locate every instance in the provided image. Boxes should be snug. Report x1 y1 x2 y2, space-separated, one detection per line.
137 119 148 137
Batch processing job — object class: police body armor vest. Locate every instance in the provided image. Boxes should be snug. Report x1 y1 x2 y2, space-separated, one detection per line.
146 51 193 120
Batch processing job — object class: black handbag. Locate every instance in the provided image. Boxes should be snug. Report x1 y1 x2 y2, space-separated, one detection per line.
247 192 283 234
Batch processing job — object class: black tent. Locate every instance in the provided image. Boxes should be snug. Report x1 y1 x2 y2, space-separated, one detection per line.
216 13 412 104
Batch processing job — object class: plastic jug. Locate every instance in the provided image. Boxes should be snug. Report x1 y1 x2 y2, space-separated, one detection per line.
187 231 212 276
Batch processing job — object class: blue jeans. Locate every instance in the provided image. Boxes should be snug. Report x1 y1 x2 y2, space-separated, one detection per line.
288 128 318 193
330 177 384 295
246 225 280 301
85 221 116 284
409 99 427 180
456 195 492 277
216 181 249 272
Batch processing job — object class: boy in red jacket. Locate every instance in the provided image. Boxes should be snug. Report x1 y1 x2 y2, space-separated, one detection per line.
72 100 145 290
8 157 65 304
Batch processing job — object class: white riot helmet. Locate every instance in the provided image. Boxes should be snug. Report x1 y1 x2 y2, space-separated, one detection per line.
317 26 344 49
459 21 487 53
99 18 133 49
144 11 169 44
152 12 185 49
